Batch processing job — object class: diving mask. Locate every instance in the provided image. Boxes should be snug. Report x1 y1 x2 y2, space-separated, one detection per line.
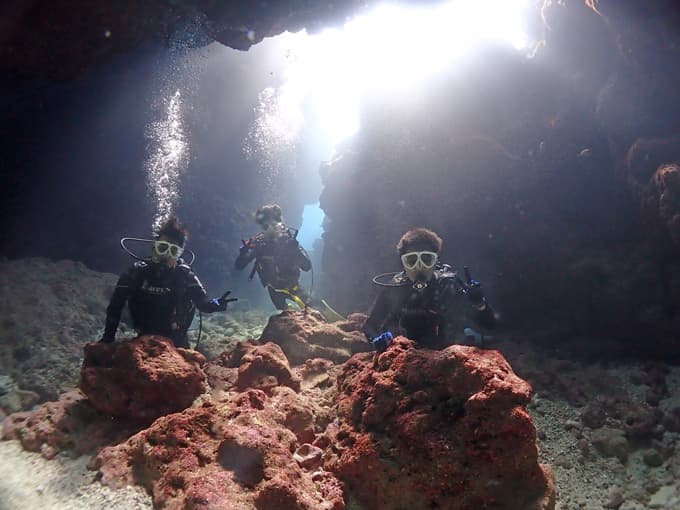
401 251 438 271
153 240 184 259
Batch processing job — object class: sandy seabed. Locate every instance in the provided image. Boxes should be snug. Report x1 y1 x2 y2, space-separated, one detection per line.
0 441 152 510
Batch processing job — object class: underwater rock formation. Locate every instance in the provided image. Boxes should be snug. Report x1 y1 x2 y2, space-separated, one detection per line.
94 402 345 510
0 0 400 79
0 375 39 421
80 335 207 423
320 337 556 510
2 389 139 460
204 340 302 394
93 342 345 510
1 306 556 509
316 44 680 360
0 258 119 401
634 158 680 250
259 310 371 365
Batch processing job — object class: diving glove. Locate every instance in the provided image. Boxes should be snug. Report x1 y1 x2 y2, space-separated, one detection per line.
456 266 487 310
209 291 238 312
371 331 394 353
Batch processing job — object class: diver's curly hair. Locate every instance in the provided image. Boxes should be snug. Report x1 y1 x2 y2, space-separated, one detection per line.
397 228 443 255
254 204 283 224
156 216 189 246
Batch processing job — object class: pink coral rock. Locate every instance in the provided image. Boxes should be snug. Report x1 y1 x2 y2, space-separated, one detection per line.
80 335 206 423
2 389 138 459
94 395 345 510
322 336 556 510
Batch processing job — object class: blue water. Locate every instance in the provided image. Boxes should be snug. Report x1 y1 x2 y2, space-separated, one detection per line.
296 202 324 248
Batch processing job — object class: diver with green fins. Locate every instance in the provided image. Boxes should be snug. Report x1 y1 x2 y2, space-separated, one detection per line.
364 228 497 352
100 216 237 348
234 203 344 321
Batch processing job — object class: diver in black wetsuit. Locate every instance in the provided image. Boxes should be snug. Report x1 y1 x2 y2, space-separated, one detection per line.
100 217 237 348
234 204 313 310
363 228 497 351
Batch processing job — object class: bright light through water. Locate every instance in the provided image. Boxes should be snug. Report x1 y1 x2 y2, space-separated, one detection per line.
244 0 529 167
145 89 189 232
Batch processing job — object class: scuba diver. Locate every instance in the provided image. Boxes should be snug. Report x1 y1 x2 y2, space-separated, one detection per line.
235 204 314 311
100 216 237 348
364 228 497 352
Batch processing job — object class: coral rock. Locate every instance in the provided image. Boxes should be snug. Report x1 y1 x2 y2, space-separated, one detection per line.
2 390 137 459
204 340 301 393
259 310 371 366
591 427 630 463
80 335 206 423
95 396 344 510
294 443 325 470
322 336 556 510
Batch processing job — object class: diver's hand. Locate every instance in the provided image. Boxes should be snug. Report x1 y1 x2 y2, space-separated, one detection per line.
239 239 252 254
456 266 487 310
370 331 394 353
210 291 238 312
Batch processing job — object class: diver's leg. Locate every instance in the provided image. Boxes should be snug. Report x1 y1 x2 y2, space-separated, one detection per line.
298 287 310 305
268 286 289 310
293 284 311 307
171 333 190 349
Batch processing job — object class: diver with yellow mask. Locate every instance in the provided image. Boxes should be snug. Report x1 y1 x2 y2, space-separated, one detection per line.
364 228 497 351
100 216 237 348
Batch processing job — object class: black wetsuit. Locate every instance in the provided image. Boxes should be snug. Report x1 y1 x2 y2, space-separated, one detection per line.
103 260 221 348
234 226 312 310
363 263 496 348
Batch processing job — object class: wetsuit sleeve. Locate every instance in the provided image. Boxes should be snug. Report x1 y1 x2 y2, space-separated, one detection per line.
102 265 139 340
363 288 397 340
234 243 257 270
443 277 497 330
185 270 221 313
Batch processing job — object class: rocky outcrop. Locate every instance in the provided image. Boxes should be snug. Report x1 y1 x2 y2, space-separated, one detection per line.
320 337 556 510
94 401 345 510
2 390 139 460
259 310 371 365
80 335 207 423
0 258 120 401
0 0 382 79
3 311 554 510
0 375 39 421
204 340 301 393
93 340 345 510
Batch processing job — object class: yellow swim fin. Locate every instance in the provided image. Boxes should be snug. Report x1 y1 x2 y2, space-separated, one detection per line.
319 298 345 322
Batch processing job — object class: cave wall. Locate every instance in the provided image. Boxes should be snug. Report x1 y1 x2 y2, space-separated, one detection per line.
318 0 680 360
0 0 435 80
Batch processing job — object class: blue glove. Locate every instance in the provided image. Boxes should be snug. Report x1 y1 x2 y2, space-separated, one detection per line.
371 331 394 353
